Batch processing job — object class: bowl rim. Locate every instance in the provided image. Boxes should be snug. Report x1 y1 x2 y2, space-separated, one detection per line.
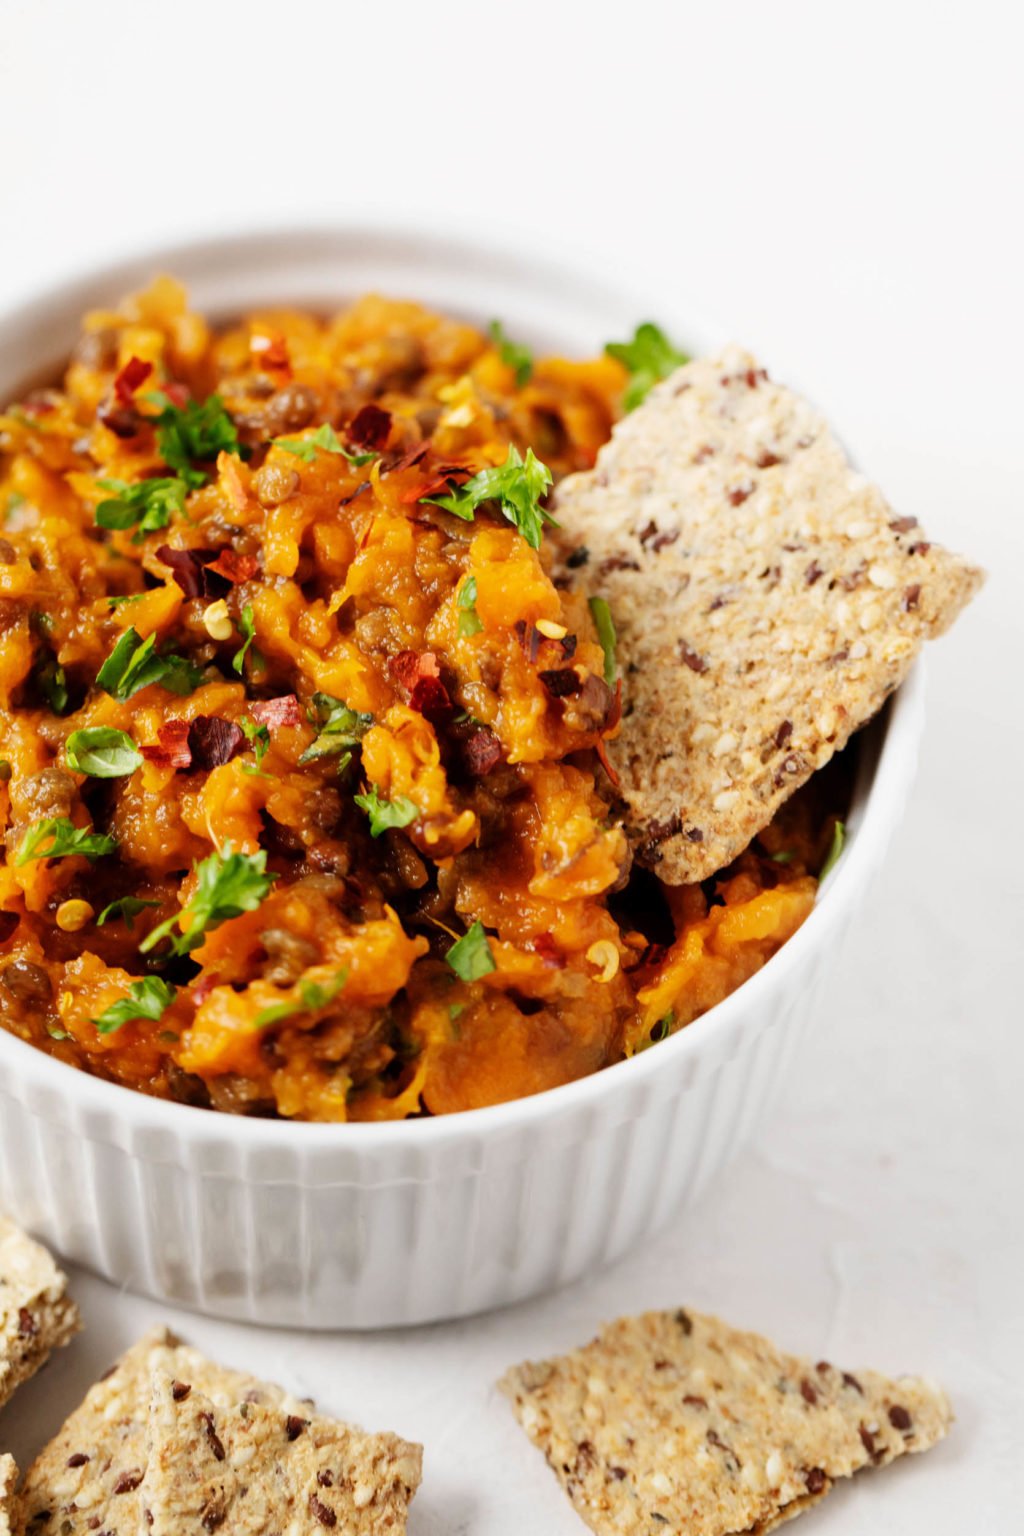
0 221 924 1153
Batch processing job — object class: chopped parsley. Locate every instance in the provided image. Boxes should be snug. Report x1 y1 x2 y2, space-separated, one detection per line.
96 627 203 701
605 322 689 411
92 976 176 1035
254 967 349 1029
65 726 142 778
95 477 187 539
588 596 617 685
106 592 149 609
353 786 418 838
149 392 244 488
34 656 69 715
770 849 796 866
445 920 496 982
139 843 276 956
239 716 271 776
275 423 376 467
819 819 846 879
232 604 259 675
15 817 117 865
96 896 160 930
456 575 483 637
299 694 373 769
488 320 533 387
423 444 555 551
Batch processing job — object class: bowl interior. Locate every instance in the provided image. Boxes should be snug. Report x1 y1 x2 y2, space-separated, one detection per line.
0 224 920 1147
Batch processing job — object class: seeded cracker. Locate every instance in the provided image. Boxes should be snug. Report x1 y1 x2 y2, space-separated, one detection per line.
0 1455 18 1536
554 348 984 882
16 1325 310 1534
144 1371 422 1534
500 1308 952 1536
0 1215 80 1412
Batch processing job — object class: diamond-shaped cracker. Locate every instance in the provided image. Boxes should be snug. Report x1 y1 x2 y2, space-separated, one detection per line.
500 1307 951 1535
554 349 983 882
143 1371 422 1535
0 1215 80 1412
16 1325 310 1534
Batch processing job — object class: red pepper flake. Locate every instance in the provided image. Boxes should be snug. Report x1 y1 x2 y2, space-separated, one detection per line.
156 544 221 600
113 356 153 405
390 650 452 719
348 403 392 452
532 932 565 969
204 549 258 584
513 621 542 663
160 381 190 409
99 404 146 439
187 716 246 771
390 650 439 691
409 674 453 720
0 911 18 944
382 442 429 476
339 479 372 508
251 331 291 375
594 735 620 788
141 719 192 770
249 695 302 730
461 728 503 777
403 463 473 503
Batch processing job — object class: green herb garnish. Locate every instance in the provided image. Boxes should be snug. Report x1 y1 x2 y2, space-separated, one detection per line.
275 423 376 467
106 593 149 609
15 817 117 865
353 786 419 838
65 726 143 778
456 574 483 637
819 819 846 880
35 657 69 715
149 392 243 488
95 477 187 539
423 445 555 551
605 322 689 411
139 843 276 956
299 694 373 769
588 596 617 686
488 320 533 387
92 976 176 1035
96 896 160 930
445 920 496 982
232 604 258 675
253 967 349 1029
770 849 796 866
238 716 271 776
96 627 203 701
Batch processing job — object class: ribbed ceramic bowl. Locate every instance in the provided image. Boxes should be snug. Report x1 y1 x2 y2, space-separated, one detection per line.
0 226 925 1328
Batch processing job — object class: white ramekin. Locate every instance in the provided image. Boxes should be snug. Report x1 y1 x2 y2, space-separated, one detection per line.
0 225 925 1329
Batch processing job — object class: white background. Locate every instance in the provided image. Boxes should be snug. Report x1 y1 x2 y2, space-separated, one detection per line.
0 2 1021 1531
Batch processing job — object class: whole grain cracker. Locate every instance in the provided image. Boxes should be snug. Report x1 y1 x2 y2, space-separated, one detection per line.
143 1371 422 1535
0 1215 80 1412
16 1325 310 1534
500 1307 951 1536
555 348 984 882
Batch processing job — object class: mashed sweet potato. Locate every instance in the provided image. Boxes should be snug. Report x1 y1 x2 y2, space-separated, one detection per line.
0 282 837 1119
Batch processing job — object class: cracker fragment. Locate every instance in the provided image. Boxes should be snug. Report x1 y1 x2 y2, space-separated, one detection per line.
554 348 984 881
16 1325 311 1534
500 1307 952 1536
0 1215 80 1412
0 1455 19 1536
144 1371 422 1534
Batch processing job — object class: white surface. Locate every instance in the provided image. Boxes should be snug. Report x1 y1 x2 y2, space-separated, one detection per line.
0 1 1020 1530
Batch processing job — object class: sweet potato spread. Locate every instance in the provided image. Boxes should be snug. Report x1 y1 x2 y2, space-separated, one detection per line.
0 283 835 1120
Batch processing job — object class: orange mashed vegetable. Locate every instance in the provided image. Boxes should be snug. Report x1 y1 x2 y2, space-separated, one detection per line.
0 281 839 1120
